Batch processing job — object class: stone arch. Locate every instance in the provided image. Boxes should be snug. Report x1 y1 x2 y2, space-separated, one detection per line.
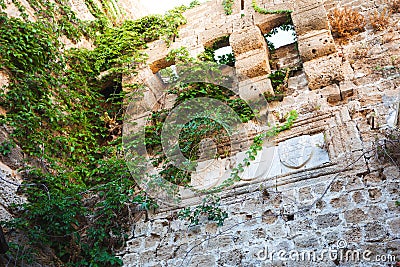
202 32 232 50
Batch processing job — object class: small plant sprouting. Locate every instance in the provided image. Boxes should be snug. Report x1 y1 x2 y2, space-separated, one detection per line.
369 8 391 32
222 0 234 15
328 7 366 40
178 195 228 226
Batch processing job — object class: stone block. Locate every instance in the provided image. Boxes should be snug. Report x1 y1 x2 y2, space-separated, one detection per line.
218 249 243 266
208 235 233 249
268 223 289 237
201 23 234 47
297 30 336 62
140 249 156 263
383 166 400 180
387 218 400 237
329 195 348 208
146 40 170 73
294 0 324 10
345 176 364 191
155 245 175 261
368 188 382 201
352 191 365 204
0 71 9 90
191 158 227 190
293 234 319 248
121 253 139 266
0 205 12 222
315 213 341 227
303 54 344 90
343 227 362 243
320 84 341 103
238 76 274 101
341 61 355 81
144 234 160 248
366 206 385 221
262 209 278 224
364 222 387 241
190 254 216 267
339 81 356 98
298 187 313 201
235 50 271 79
292 2 330 36
344 208 367 224
232 14 254 31
230 26 266 55
69 0 96 21
254 13 289 34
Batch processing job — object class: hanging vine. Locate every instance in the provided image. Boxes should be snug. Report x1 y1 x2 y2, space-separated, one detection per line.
0 3 189 266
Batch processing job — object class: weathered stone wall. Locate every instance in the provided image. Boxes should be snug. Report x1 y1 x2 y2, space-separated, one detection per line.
120 0 400 266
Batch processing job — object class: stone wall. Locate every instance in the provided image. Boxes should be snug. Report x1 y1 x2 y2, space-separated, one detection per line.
120 0 400 266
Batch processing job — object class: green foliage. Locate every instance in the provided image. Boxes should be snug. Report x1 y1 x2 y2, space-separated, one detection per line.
217 52 235 66
264 15 296 52
199 36 235 66
222 0 235 15
0 4 186 265
167 47 193 63
180 110 298 226
198 48 216 62
144 48 252 187
0 140 15 156
211 110 298 192
264 68 299 102
178 195 228 226
268 69 288 91
189 0 201 8
252 0 292 14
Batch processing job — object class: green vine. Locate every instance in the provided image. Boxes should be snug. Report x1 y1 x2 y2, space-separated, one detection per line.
209 110 298 193
189 0 201 8
222 0 234 15
178 195 228 226
264 67 300 102
0 4 189 266
179 110 298 226
252 0 292 14
145 47 253 187
264 15 295 52
0 141 15 156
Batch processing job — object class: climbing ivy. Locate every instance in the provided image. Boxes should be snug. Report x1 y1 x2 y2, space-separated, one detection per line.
178 195 228 226
206 110 298 193
264 14 296 52
145 47 253 187
0 3 189 266
179 110 298 226
222 0 235 15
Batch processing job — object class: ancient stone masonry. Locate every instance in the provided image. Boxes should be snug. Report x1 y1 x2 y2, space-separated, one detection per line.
120 0 400 266
292 0 345 90
0 0 398 265
124 0 352 133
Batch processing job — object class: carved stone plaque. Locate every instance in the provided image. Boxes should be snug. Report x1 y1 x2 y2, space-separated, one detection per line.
278 135 314 169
